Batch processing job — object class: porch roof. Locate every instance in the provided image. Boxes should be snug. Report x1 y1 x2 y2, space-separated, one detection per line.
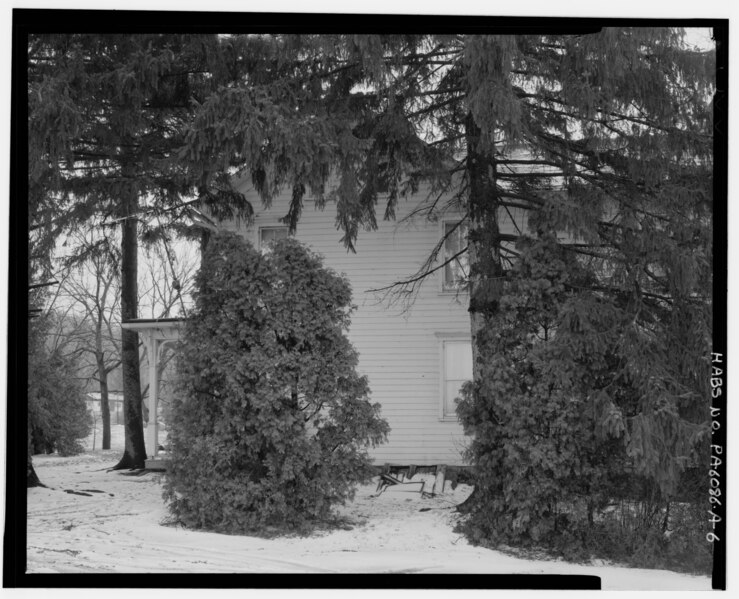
121 318 185 340
121 317 185 329
121 318 185 464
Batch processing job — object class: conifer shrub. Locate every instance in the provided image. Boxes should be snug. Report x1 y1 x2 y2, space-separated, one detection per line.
163 233 389 533
457 234 712 574
28 317 92 456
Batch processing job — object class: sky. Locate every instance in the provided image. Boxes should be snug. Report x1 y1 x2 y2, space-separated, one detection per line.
684 27 716 50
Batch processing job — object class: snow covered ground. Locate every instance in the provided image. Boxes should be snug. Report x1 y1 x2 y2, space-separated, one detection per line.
25 424 712 589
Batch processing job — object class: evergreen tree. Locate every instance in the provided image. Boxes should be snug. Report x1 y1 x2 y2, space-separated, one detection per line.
163 233 388 532
26 29 715 560
28 315 92 462
453 31 714 564
182 30 714 561
28 34 254 467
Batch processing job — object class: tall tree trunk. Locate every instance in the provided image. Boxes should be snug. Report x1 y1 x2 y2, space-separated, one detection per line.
113 183 147 469
463 116 503 506
200 229 211 254
27 423 44 488
97 357 112 450
95 316 112 450
27 455 44 488
465 116 503 377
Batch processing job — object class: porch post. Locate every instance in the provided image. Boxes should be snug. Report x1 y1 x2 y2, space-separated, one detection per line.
121 319 182 466
146 334 158 458
152 338 159 457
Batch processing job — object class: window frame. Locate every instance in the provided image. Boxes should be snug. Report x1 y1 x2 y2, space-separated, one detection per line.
439 219 470 294
436 332 473 421
258 225 290 251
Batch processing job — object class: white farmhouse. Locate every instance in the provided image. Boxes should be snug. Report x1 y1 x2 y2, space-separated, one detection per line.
218 176 527 467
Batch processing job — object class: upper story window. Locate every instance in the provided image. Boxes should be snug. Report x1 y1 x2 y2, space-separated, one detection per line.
259 226 289 252
442 221 470 292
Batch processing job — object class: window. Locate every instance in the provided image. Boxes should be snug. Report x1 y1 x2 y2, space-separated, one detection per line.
441 339 473 420
259 226 289 251
442 221 469 291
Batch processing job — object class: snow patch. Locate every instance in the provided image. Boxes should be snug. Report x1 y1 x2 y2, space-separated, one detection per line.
26 430 711 588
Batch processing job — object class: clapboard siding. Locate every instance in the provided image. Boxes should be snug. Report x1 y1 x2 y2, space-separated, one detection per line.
225 182 522 466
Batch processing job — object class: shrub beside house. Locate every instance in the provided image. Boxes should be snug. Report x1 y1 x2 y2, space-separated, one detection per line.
220 177 524 466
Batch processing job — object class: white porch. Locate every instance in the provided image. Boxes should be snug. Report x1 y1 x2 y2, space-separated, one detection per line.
121 318 184 469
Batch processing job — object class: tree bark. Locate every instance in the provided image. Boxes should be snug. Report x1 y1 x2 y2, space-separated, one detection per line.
27 423 44 487
465 115 503 378
97 359 112 450
27 455 44 488
95 316 112 450
200 229 211 254
112 179 147 469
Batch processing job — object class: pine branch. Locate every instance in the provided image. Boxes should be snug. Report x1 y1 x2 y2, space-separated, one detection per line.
368 245 468 293
29 281 59 289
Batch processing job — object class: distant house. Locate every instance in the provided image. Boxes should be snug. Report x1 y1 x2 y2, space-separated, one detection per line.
218 176 528 467
86 392 124 424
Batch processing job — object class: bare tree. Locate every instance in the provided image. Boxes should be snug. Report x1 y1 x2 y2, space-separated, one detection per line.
137 240 197 428
138 239 197 319
56 229 199 451
58 231 122 450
